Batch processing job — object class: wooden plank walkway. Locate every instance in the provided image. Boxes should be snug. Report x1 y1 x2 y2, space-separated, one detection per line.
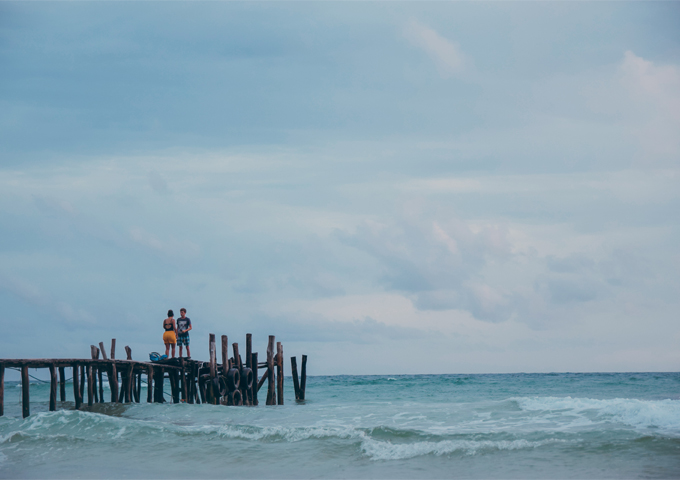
0 333 307 418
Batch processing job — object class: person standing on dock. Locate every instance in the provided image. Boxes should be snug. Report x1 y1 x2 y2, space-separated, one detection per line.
177 308 192 359
163 309 177 358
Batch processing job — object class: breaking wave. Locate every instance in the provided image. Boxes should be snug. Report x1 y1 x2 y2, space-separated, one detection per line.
516 396 680 433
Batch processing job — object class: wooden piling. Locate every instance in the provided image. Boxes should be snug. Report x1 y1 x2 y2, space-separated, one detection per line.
0 364 4 416
209 334 216 378
90 346 100 404
99 342 108 360
59 367 66 402
98 368 104 403
209 334 217 405
109 362 119 403
125 346 132 361
109 339 118 402
235 342 249 406
79 365 85 400
146 366 154 403
276 342 284 405
154 367 165 403
221 336 229 374
126 364 134 403
266 336 276 405
135 371 141 403
180 358 187 403
291 356 301 401
251 352 258 406
232 343 240 370
49 363 57 411
193 363 200 404
118 376 125 402
73 364 81 409
187 362 195 404
21 365 30 418
169 370 179 403
90 347 97 404
246 334 252 368
92 370 99 403
87 364 94 406
119 369 127 403
300 354 307 400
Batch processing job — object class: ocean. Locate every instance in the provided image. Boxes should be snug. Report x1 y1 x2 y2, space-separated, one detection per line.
0 372 679 479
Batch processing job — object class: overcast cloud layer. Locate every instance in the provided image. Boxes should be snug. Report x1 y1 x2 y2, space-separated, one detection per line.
1 2 679 376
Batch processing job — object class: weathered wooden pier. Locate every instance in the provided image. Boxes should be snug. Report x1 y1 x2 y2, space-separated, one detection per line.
0 333 308 418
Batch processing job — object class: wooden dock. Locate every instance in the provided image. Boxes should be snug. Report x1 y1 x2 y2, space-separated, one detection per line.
0 333 308 418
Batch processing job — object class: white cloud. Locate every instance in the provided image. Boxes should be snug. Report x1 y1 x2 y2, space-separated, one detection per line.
404 20 466 78
618 51 680 160
129 227 200 261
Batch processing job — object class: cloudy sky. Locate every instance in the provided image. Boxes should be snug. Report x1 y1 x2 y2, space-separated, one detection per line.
1 2 679 377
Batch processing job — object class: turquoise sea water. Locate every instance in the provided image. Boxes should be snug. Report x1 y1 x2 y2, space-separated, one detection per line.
1 373 679 478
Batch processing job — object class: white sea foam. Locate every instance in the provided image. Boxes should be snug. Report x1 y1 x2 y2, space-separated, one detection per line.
361 437 566 461
516 396 680 433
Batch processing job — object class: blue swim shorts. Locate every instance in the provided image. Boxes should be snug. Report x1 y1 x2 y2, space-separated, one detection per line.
177 334 190 347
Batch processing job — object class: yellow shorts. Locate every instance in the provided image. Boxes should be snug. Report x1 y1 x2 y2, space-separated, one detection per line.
163 331 176 345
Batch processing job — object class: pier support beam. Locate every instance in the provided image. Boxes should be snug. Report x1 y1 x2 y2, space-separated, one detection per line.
276 342 284 405
180 358 187 403
300 354 307 401
21 365 30 418
87 364 94 406
79 365 85 401
73 364 81 409
136 369 141 403
251 352 258 406
125 364 134 403
193 363 200 404
109 363 118 403
0 365 4 416
266 336 276 405
110 339 119 403
291 356 301 401
147 366 154 403
209 334 217 405
59 367 66 402
49 363 57 411
154 367 165 403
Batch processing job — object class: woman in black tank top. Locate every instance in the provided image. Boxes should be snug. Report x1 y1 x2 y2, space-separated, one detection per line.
162 309 177 358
